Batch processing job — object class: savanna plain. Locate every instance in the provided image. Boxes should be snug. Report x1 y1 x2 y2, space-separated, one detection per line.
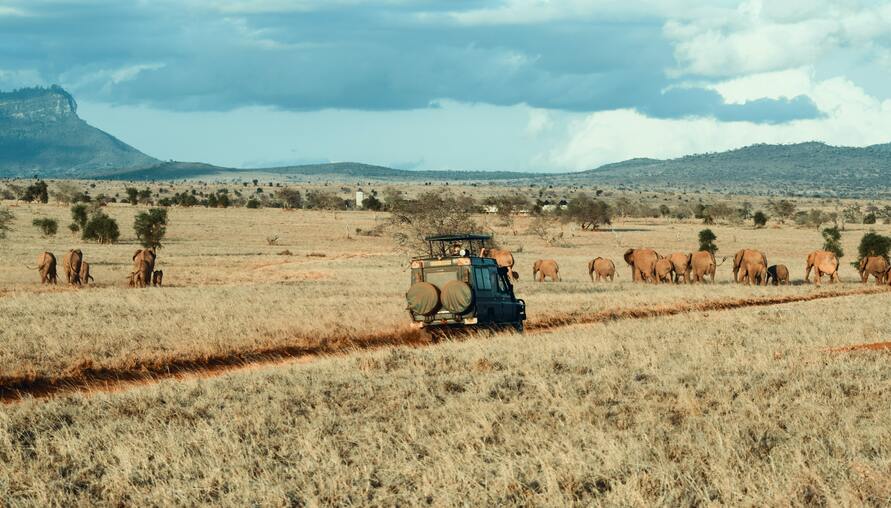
1 183 890 505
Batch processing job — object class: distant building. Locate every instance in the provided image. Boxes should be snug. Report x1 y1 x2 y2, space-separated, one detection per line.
355 189 365 208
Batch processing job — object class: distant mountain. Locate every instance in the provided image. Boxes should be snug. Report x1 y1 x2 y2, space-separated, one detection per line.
98 161 539 181
0 86 158 177
566 142 891 195
4 86 891 196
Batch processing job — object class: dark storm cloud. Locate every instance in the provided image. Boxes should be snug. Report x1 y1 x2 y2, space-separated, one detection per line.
0 0 823 123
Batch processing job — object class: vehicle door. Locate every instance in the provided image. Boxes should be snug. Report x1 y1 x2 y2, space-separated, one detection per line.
473 265 496 323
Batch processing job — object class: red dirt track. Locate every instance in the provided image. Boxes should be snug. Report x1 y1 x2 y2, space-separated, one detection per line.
2 286 888 404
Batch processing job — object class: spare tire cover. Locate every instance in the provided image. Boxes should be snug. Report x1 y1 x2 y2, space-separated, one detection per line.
441 280 472 313
406 282 439 315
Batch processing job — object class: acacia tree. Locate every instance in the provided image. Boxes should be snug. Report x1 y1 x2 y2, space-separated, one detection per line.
857 232 891 261
387 191 481 251
134 208 169 249
698 229 718 254
562 194 611 231
822 226 844 259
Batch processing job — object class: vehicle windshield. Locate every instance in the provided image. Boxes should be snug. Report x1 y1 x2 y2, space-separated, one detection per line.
424 269 456 289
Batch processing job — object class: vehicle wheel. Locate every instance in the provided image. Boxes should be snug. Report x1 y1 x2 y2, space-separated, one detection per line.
513 322 524 333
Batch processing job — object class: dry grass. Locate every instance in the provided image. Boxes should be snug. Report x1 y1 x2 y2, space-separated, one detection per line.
2 204 889 380
2 201 891 504
1 293 890 505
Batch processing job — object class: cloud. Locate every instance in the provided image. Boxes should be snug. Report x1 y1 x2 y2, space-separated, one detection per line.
0 0 834 124
550 75 891 170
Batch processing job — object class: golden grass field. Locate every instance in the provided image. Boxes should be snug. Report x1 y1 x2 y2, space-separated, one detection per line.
1 195 890 505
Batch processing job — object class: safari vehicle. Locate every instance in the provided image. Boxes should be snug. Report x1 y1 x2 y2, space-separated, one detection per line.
406 234 526 332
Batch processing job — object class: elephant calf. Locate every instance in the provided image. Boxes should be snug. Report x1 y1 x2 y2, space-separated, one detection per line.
152 270 164 287
35 252 58 284
79 261 94 285
654 258 674 284
533 259 560 282
766 264 789 285
587 257 615 282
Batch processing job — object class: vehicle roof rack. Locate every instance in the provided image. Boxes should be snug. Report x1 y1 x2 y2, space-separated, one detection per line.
422 233 492 258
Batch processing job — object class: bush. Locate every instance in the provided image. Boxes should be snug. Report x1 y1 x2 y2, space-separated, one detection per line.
857 232 891 260
134 208 168 249
126 187 139 205
21 180 49 203
276 188 303 209
387 191 481 251
32 217 58 237
363 194 383 211
822 226 844 259
246 198 261 209
562 193 611 231
82 213 120 244
698 229 718 254
71 204 89 231
753 211 768 227
0 208 14 239
863 212 877 225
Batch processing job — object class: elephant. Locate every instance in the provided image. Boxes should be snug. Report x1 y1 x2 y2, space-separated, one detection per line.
766 264 789 285
152 270 164 287
79 261 95 285
667 252 692 283
623 248 660 283
733 249 768 285
689 250 718 283
35 252 58 284
654 258 674 284
532 259 560 282
805 250 840 286
858 256 888 284
480 247 519 280
62 249 83 286
587 257 616 282
131 248 157 288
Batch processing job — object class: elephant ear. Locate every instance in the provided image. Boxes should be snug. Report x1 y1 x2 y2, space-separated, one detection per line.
623 249 635 264
587 259 595 273
133 249 143 261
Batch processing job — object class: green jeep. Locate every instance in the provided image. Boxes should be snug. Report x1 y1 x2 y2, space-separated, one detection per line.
406 234 526 332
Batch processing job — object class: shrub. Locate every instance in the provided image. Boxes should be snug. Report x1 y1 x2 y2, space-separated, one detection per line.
363 194 383 211
134 208 169 249
126 187 139 205
71 204 89 231
863 213 877 225
0 207 14 239
276 188 303 209
753 211 768 227
387 191 481 251
246 198 261 209
21 180 49 203
698 229 718 254
562 193 611 231
82 213 120 244
857 232 891 260
822 226 844 259
32 217 58 237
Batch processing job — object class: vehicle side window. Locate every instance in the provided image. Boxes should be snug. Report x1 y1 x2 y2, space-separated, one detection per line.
474 268 492 290
495 271 509 293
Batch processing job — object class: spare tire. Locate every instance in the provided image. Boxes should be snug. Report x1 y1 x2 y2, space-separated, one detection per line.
406 282 439 315
441 280 472 313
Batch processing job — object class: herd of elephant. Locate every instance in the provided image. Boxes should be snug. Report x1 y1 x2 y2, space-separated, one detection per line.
31 248 164 288
481 247 883 286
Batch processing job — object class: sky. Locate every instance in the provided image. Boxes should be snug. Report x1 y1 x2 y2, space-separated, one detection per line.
2 0 891 172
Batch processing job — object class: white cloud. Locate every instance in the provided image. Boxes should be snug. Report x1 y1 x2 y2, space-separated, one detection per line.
666 1 891 78
548 76 891 170
525 108 553 136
